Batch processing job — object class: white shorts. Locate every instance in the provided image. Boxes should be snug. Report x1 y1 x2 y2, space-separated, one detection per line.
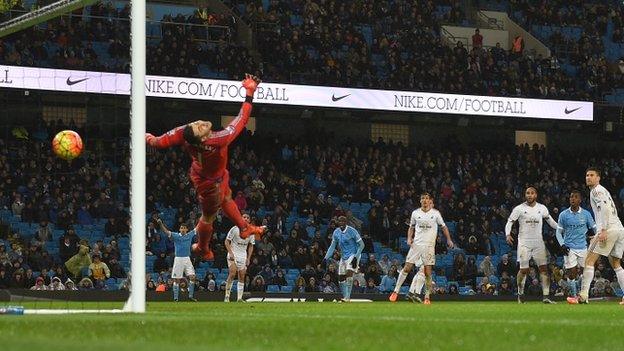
589 229 624 259
338 255 358 275
172 257 195 279
564 248 587 269
405 244 434 266
517 243 547 269
227 253 247 271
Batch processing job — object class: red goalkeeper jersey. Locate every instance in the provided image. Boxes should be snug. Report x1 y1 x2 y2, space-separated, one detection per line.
149 101 252 182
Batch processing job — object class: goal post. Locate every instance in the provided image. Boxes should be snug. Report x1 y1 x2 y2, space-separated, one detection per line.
127 0 146 313
0 0 146 314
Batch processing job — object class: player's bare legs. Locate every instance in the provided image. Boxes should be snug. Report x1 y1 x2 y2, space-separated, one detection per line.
389 262 414 302
422 265 433 305
516 267 529 303
224 260 247 302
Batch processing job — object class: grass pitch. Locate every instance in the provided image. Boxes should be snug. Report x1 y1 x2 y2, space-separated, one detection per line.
1 301 622 351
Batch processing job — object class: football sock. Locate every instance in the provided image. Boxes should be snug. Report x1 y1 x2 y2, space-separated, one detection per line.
540 272 550 297
237 282 244 301
225 280 233 300
567 277 577 296
173 282 179 301
517 271 527 295
394 270 408 294
580 266 594 299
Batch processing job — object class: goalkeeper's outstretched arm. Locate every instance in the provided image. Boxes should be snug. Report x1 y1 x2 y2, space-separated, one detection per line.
146 126 185 149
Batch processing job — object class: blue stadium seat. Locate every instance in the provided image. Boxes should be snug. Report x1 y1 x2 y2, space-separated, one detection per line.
266 285 280 293
399 286 409 295
279 286 293 293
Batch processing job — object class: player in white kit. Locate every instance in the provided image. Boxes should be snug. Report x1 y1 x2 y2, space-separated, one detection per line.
224 213 257 302
505 187 558 304
576 168 624 305
388 193 454 304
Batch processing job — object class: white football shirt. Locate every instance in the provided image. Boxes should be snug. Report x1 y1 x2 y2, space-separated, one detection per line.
590 184 624 232
508 202 552 246
226 226 255 257
410 208 446 246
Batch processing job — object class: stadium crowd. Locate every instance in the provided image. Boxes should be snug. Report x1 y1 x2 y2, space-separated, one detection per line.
1 119 623 297
1 1 623 102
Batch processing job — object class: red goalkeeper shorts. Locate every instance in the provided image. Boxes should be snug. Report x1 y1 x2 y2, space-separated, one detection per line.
191 170 232 217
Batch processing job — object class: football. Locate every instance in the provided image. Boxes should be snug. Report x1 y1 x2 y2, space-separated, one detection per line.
52 130 83 160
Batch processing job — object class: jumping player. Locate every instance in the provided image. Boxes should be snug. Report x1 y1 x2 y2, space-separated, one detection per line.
146 74 265 260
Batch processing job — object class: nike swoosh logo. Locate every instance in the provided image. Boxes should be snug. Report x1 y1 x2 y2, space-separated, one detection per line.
66 77 89 86
564 107 581 114
332 94 350 102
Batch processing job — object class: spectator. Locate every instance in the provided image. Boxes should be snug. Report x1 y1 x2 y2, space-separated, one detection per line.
364 278 378 293
479 256 496 277
10 270 27 288
59 235 77 263
442 283 455 295
35 220 51 242
89 254 111 288
153 252 169 273
511 35 524 59
48 276 66 290
78 277 94 290
365 264 382 286
497 254 516 277
65 278 78 291
465 256 478 287
0 269 10 288
499 276 513 296
319 273 338 293
250 275 265 292
527 278 542 296
378 254 391 275
64 243 91 279
205 279 216 292
453 253 466 282
363 253 382 274
146 221 159 241
379 265 398 293
108 257 126 279
472 28 483 49
105 217 123 237
30 276 47 290
295 276 306 293
271 270 287 286
305 277 317 292
147 280 157 291
234 191 247 211
11 194 25 217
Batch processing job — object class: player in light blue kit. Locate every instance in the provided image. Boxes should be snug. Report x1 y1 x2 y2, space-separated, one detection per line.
324 216 365 302
158 219 198 302
555 190 596 301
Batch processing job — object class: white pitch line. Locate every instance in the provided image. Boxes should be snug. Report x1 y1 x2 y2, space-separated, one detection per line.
164 311 623 328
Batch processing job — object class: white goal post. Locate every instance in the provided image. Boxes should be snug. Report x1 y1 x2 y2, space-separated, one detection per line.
0 0 146 314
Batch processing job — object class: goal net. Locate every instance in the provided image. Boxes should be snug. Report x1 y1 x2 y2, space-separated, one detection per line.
0 0 145 314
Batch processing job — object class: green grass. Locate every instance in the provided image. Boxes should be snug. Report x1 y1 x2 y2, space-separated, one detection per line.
1 301 623 351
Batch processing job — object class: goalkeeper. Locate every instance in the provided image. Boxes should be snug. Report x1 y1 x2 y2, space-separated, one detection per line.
146 74 265 260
